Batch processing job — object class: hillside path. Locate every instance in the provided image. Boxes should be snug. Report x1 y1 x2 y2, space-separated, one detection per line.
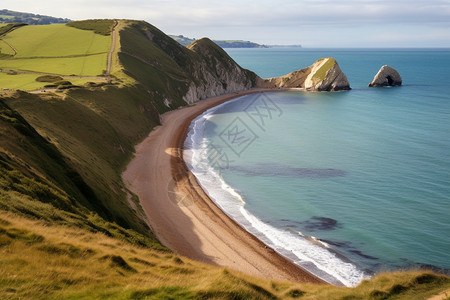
106 20 118 75
0 39 17 55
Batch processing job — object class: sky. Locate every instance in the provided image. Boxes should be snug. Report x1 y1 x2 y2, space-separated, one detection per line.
6 0 450 47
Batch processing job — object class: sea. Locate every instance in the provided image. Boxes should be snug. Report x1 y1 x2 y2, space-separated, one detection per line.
184 48 450 287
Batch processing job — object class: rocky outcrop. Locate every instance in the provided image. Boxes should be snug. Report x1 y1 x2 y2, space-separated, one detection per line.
258 57 350 91
368 65 402 87
304 58 350 91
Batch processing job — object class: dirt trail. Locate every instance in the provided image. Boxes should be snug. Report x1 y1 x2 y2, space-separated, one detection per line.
106 20 118 75
0 39 17 55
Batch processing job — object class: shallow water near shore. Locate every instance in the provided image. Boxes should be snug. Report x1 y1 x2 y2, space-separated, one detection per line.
184 48 450 286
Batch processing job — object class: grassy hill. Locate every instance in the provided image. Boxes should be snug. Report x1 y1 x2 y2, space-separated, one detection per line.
0 19 448 299
4 24 110 57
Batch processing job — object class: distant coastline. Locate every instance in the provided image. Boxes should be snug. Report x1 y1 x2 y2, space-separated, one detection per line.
169 34 301 48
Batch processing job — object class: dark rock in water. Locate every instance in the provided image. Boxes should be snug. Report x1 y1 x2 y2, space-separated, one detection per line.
368 65 402 87
319 238 351 248
301 216 339 231
349 249 379 260
319 238 379 260
229 163 347 178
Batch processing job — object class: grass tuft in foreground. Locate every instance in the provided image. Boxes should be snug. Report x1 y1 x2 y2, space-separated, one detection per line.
3 209 446 299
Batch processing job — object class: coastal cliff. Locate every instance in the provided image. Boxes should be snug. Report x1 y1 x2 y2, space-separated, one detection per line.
120 21 349 108
183 38 258 103
0 20 351 248
0 18 448 299
119 22 258 107
259 57 350 91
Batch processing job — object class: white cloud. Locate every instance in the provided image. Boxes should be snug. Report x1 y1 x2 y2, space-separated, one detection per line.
5 0 450 46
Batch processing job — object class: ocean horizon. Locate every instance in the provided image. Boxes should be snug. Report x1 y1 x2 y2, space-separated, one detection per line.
184 48 450 287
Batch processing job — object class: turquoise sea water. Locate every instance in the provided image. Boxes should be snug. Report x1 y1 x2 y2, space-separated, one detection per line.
184 49 450 286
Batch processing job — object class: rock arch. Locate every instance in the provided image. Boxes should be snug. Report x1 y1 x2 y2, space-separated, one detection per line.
369 65 402 87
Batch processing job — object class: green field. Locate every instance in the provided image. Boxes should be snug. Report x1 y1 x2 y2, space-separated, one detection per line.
0 24 111 81
0 15 14 20
0 73 107 90
0 73 47 90
0 53 108 75
0 40 15 56
2 24 110 57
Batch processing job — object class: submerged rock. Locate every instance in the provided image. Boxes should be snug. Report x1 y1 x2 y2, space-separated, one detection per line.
259 57 351 91
368 65 402 87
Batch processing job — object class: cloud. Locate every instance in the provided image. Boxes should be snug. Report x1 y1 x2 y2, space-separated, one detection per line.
138 0 450 27
6 0 450 46
8 0 450 25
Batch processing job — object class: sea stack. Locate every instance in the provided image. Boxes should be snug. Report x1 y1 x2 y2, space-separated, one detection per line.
368 65 402 87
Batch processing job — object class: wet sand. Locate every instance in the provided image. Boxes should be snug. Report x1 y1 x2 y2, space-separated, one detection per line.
123 88 325 283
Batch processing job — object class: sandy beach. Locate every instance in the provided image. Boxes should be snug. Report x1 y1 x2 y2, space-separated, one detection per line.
123 88 324 284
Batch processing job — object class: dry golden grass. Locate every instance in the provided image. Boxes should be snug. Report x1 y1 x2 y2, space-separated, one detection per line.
1 210 449 299
0 210 302 299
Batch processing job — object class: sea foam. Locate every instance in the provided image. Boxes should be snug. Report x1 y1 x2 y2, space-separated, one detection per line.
184 97 369 287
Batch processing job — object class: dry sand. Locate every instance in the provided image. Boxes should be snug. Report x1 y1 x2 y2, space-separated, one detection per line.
123 89 325 283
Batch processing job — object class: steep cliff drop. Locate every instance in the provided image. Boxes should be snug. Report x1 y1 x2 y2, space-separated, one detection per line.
183 38 258 103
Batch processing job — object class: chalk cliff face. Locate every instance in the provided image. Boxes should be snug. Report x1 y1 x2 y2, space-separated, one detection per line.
258 58 351 91
369 65 402 87
304 58 351 91
183 38 258 104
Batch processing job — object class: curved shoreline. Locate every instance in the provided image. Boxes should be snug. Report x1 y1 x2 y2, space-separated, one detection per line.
123 88 325 284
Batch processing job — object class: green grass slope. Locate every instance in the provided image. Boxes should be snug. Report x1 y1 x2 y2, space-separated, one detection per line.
0 97 161 247
0 18 448 299
0 23 110 77
0 54 108 76
3 24 110 57
119 21 191 111
4 87 160 235
120 21 257 105
67 19 115 36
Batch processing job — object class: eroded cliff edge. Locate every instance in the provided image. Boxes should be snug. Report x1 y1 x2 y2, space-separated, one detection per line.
119 21 350 111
